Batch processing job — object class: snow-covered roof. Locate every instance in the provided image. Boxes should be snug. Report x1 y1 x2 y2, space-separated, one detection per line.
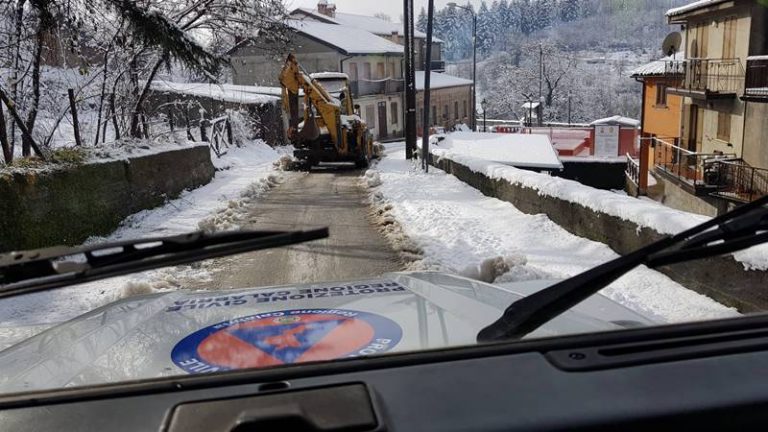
291 8 442 42
629 53 685 77
521 102 541 109
590 115 641 128
415 71 472 91
149 81 281 105
666 0 728 17
311 72 349 80
432 132 563 170
289 19 403 55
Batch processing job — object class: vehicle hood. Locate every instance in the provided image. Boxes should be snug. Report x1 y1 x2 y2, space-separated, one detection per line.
0 272 654 393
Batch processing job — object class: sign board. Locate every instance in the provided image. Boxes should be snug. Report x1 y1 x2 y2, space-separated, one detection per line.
594 126 620 157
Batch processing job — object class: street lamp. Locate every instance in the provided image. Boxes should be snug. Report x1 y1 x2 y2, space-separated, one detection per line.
480 98 487 132
447 2 477 132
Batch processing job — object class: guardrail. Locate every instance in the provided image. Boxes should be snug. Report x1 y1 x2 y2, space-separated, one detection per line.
653 137 736 188
744 57 768 100
626 153 640 187
666 58 744 95
706 159 768 202
350 78 404 97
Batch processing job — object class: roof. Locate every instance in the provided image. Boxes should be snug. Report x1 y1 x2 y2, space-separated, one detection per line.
149 81 280 105
434 132 563 170
415 71 472 91
289 19 403 55
629 53 685 77
590 115 641 128
666 0 729 17
291 8 442 42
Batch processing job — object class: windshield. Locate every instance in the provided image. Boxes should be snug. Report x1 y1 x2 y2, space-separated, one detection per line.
1 0 767 395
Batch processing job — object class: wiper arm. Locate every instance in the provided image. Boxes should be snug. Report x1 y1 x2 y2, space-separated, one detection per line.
0 228 329 300
477 195 768 343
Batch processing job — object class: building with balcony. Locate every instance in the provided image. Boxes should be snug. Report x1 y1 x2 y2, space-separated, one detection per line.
229 19 405 140
626 0 768 215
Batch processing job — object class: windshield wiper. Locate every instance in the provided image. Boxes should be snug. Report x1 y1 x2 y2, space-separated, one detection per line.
0 228 329 300
477 195 768 343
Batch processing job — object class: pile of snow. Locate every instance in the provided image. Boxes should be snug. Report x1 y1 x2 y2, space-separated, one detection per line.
367 143 738 323
431 132 563 170
434 149 768 271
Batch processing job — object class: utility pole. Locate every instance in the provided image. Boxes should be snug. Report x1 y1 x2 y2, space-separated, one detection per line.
421 0 435 173
567 94 572 126
403 0 417 160
539 44 543 102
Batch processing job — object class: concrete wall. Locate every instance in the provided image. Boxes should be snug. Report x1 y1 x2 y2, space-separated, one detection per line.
743 102 768 169
430 154 768 312
0 145 215 252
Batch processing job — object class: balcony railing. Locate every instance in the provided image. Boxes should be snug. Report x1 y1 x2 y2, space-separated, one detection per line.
666 58 744 98
653 137 736 190
430 60 446 71
626 153 641 187
743 56 768 101
706 159 768 202
349 78 404 97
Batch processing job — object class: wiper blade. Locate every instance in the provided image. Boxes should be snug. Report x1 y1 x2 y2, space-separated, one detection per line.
477 195 768 343
0 228 329 300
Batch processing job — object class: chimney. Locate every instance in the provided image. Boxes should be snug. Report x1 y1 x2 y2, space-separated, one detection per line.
317 0 336 18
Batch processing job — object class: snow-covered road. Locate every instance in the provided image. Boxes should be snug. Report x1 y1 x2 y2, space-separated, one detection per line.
366 143 738 323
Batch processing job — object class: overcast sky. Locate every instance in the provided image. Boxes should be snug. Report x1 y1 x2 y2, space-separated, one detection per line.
287 0 483 21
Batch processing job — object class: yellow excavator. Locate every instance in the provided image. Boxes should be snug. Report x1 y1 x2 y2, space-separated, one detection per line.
279 53 374 169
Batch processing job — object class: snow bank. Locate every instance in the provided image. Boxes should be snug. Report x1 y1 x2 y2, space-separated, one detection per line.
368 145 737 323
435 150 768 270
0 139 286 350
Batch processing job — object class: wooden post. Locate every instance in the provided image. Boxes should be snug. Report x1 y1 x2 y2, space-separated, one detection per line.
109 93 120 141
226 117 234 146
68 89 82 146
0 102 11 163
639 136 650 195
0 86 46 160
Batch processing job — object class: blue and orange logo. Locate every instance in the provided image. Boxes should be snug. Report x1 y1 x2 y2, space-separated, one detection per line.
171 309 403 374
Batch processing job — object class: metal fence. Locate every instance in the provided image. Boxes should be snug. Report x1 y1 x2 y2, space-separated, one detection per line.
626 153 640 187
707 159 768 202
666 58 744 94
653 137 736 187
745 57 768 99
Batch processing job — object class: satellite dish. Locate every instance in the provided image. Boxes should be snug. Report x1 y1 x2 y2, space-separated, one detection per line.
662 32 682 57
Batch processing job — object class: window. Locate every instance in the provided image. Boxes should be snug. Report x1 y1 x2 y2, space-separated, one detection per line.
377 62 385 79
443 104 449 120
365 105 376 129
362 63 371 80
431 106 437 125
723 17 737 59
391 102 398 125
454 102 459 119
717 112 731 142
463 100 467 118
655 83 668 107
347 63 358 81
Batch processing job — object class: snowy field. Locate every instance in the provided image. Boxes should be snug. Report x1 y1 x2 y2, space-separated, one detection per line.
366 142 738 324
0 140 285 350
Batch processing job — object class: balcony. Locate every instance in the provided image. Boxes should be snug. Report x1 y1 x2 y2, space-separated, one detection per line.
349 78 404 98
742 56 768 102
652 137 736 194
667 58 744 100
430 60 446 72
706 159 768 202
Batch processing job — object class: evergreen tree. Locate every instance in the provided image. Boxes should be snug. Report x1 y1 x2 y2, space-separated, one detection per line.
559 0 580 22
416 7 428 33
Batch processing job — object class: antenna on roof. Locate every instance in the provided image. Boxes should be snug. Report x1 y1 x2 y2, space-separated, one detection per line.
662 32 682 59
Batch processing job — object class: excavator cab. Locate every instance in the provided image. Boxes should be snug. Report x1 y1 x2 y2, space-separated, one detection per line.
279 54 374 170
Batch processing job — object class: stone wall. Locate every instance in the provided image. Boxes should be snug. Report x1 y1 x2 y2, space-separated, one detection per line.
430 154 768 312
0 145 215 252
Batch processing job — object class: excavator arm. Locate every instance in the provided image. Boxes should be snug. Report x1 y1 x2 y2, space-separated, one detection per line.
279 54 343 147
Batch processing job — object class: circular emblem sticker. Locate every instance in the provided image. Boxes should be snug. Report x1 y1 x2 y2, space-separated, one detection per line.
171 309 403 374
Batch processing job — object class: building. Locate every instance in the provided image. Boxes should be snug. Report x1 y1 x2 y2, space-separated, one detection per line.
630 54 685 144
414 72 474 133
290 4 445 71
229 19 405 140
628 0 768 215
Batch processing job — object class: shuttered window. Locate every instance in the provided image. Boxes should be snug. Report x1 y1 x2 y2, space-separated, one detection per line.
717 112 731 142
655 84 668 107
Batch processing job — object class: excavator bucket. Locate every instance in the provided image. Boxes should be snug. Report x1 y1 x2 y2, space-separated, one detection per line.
298 115 321 142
